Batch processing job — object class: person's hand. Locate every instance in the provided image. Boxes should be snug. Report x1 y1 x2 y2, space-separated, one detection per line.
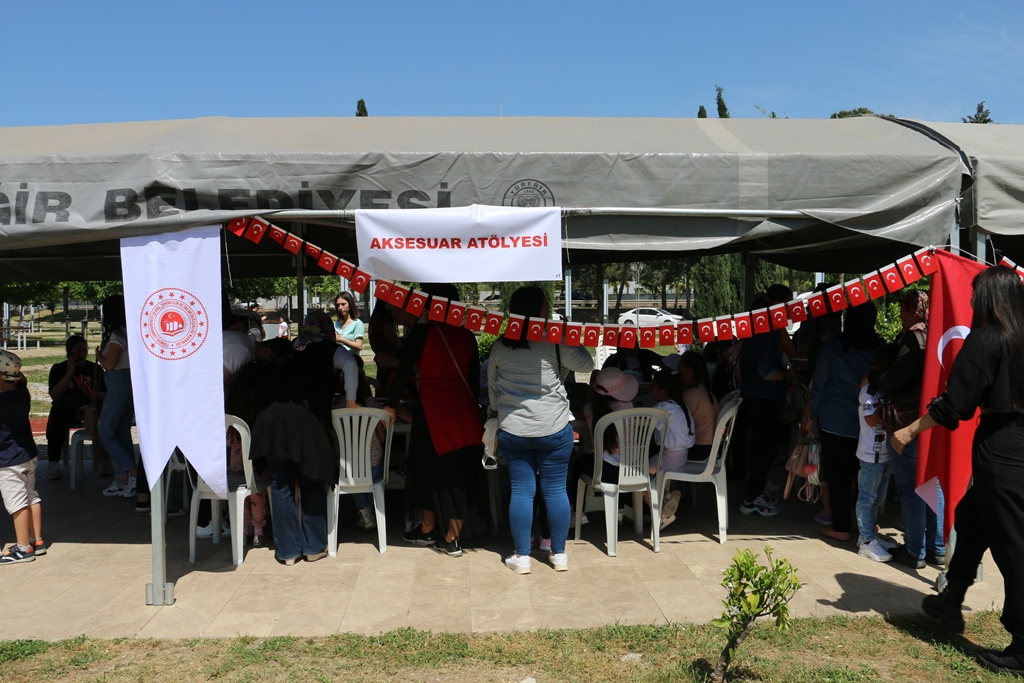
892 426 914 455
383 405 397 425
802 419 814 436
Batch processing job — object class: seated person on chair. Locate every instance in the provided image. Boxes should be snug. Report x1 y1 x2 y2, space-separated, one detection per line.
602 339 663 383
46 335 105 481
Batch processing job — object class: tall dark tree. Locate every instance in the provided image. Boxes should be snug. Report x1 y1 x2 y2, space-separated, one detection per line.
715 86 730 119
355 99 368 117
697 105 708 118
963 101 993 124
691 254 743 320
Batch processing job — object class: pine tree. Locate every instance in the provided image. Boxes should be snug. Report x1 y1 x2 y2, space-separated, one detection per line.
697 105 708 118
715 86 730 119
355 99 368 117
963 101 993 124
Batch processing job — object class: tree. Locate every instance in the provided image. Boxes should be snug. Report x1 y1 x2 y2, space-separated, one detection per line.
963 101 993 124
715 85 730 119
697 105 708 118
690 254 743 320
754 104 778 119
830 107 875 119
355 99 368 117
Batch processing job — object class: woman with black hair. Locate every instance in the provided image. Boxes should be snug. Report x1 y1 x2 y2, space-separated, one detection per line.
895 266 1024 675
95 295 139 498
677 350 720 462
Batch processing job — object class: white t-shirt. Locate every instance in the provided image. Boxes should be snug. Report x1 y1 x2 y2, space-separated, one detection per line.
856 384 890 464
653 399 696 472
104 329 131 370
223 330 255 378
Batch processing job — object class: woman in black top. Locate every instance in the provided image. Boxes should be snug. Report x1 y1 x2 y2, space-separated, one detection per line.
894 265 1024 675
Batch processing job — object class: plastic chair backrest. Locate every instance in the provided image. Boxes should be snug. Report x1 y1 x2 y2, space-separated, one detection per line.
225 414 254 490
719 389 740 408
331 407 394 489
593 407 669 489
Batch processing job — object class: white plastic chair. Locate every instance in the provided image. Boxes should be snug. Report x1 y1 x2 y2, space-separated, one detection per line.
655 398 742 544
67 428 90 490
188 415 269 566
326 407 394 556
719 389 740 409
574 407 669 556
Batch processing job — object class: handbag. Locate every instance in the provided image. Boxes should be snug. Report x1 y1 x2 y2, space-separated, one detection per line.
877 391 920 434
805 436 822 486
481 417 499 470
783 440 809 499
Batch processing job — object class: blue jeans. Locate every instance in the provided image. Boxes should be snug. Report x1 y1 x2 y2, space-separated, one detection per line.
266 457 328 561
353 460 386 511
98 369 136 475
855 460 891 543
891 437 945 559
499 422 574 556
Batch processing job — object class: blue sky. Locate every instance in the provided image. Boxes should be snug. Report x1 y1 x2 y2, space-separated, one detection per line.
5 1 1022 126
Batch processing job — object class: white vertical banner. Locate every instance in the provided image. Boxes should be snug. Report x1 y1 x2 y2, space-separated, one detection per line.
120 226 226 497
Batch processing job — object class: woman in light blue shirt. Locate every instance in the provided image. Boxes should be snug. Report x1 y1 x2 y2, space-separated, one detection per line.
334 291 364 356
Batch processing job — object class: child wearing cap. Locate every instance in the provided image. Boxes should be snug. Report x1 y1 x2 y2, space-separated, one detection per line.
0 350 45 564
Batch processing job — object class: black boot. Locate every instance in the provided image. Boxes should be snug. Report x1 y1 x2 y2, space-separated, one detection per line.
977 635 1024 677
921 576 970 634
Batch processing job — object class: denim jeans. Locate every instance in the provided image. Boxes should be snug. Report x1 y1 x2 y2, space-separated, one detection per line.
353 460 386 511
890 437 945 559
499 422 574 556
855 459 891 543
266 457 328 561
98 369 136 475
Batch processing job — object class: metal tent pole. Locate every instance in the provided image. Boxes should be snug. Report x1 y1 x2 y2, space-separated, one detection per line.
146 470 175 605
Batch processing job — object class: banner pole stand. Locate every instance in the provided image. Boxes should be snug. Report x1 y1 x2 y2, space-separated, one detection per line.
146 471 175 606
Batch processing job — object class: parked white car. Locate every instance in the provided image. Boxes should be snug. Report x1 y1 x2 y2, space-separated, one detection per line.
617 307 684 326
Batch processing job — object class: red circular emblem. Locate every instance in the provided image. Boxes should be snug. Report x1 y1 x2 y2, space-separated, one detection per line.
140 287 208 361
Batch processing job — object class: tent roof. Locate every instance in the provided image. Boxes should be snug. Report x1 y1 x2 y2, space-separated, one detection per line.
0 115 971 280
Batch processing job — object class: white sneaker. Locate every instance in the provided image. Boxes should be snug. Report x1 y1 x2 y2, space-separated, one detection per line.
120 475 137 498
858 539 893 563
572 512 589 527
550 552 569 572
857 534 897 551
661 490 681 521
195 520 231 539
504 554 531 574
102 478 127 497
356 508 377 531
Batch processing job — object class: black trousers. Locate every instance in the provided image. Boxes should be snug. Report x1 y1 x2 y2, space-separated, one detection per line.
819 430 860 534
736 397 782 502
45 395 90 462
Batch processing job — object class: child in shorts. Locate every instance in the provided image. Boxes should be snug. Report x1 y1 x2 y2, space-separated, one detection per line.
0 350 45 564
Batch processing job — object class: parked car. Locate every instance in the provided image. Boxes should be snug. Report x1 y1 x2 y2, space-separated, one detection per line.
617 307 685 326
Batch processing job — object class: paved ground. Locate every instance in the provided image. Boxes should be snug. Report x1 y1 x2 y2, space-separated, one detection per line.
0 442 1005 641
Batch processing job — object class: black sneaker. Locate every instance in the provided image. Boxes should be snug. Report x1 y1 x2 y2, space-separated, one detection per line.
977 646 1024 677
0 545 35 565
434 538 463 558
135 499 151 514
403 526 437 547
925 549 947 567
891 545 925 569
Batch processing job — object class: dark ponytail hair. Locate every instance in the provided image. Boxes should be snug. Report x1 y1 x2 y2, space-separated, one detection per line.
500 286 547 350
971 266 1024 412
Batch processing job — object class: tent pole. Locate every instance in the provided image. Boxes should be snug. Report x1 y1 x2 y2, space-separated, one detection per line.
146 470 174 605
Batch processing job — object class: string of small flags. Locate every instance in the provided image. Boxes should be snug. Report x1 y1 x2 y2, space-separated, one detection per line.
226 215 1024 347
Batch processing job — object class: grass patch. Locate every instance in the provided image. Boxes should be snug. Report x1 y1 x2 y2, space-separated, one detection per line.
0 613 1014 682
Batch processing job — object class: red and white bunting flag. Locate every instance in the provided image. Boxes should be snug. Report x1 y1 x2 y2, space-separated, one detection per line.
998 256 1018 269
863 272 886 300
406 289 428 317
734 313 752 339
715 316 733 341
564 322 582 346
639 326 657 348
787 300 808 323
316 251 339 273
446 301 467 327
464 306 486 331
349 269 371 294
374 280 393 301
428 296 449 323
336 259 356 280
619 326 637 348
546 320 565 344
1017 267 1024 284
225 217 250 237
267 224 288 245
751 309 770 334
768 304 789 330
483 311 503 335
282 232 303 255
525 317 546 342
388 283 410 308
880 264 905 293
915 248 939 275
583 324 602 347
676 321 693 345
243 217 269 244
805 292 826 317
696 318 715 342
845 279 867 307
658 324 675 347
825 284 848 312
897 255 923 285
603 324 621 347
504 313 525 339
304 242 322 260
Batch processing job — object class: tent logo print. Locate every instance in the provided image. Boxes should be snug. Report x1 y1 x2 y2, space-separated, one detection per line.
140 287 208 361
502 179 555 207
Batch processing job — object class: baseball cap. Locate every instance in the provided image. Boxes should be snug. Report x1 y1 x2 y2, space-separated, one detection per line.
0 350 24 382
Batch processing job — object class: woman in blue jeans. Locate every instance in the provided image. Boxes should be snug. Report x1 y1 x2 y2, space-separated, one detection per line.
488 287 593 574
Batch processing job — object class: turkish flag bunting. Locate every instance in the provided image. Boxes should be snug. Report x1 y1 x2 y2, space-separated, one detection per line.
658 324 675 347
787 300 808 323
751 309 770 334
267 225 288 245
897 255 923 285
373 280 393 301
464 306 486 332
715 316 733 341
525 318 545 342
734 313 752 339
546 320 565 344
863 272 886 300
304 242 322 260
316 251 339 273
915 248 939 275
564 322 582 346
999 256 1018 269
226 217 249 237
583 324 602 347
1017 267 1024 284
483 311 503 335
619 326 637 349
845 279 868 307
880 264 905 293
639 326 657 348
917 250 986 542
769 304 789 330
504 314 525 339
349 269 371 294
603 325 620 347
825 285 848 312
696 318 715 343
282 232 303 255
336 260 356 280
428 296 449 323
243 217 269 244
446 301 467 327
676 322 693 345
388 283 410 308
406 290 428 317
806 293 828 317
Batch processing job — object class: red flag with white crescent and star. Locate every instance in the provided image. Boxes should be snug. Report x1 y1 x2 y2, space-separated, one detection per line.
564 322 582 346
464 306 486 332
546 320 565 344
428 296 449 323
406 290 428 317
916 250 986 542
504 314 525 339
483 311 503 335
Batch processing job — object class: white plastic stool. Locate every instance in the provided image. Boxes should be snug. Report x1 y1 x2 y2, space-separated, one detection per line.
68 429 91 490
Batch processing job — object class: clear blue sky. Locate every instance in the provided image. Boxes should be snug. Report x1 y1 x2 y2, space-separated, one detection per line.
5 1 1022 126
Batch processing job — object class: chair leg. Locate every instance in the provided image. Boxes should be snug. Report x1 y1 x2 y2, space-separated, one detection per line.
211 500 222 544
373 483 387 555
229 495 243 566
326 486 339 558
714 474 729 544
632 491 643 535
574 479 587 540
649 484 660 553
602 489 619 557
